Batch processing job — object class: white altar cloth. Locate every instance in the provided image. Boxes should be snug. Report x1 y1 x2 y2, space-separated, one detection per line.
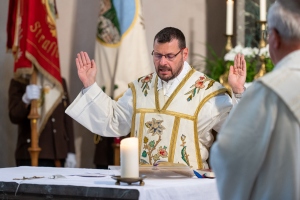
0 166 219 200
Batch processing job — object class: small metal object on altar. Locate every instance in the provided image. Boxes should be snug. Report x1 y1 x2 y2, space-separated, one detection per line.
111 175 147 186
13 176 44 180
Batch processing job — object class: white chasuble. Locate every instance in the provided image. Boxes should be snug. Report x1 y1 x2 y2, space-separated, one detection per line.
129 69 229 169
259 57 300 124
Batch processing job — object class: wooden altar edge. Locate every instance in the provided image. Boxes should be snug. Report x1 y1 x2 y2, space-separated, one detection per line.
0 181 139 200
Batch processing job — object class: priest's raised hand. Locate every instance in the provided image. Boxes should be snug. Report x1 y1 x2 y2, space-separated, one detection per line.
228 53 247 94
76 51 97 88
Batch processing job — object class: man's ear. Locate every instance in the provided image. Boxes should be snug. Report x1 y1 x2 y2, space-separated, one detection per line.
183 48 189 61
272 29 281 49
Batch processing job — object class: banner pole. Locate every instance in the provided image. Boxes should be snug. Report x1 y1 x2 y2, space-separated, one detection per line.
27 66 41 166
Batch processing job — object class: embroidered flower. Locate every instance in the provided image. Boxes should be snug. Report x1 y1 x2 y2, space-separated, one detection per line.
141 118 169 165
145 118 165 136
141 74 152 83
138 73 153 96
181 134 186 141
180 134 187 147
185 75 215 101
199 76 206 81
180 134 190 166
195 79 205 89
158 146 168 157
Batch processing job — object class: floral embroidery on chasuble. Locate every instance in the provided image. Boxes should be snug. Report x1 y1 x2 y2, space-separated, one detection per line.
128 69 228 169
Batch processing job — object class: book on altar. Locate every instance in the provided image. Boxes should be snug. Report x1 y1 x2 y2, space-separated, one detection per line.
139 162 194 178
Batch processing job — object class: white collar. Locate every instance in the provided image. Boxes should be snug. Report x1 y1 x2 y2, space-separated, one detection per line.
157 61 191 97
274 49 300 71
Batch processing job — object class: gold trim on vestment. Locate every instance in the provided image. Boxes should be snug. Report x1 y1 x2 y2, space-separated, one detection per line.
161 69 196 111
138 113 145 160
193 120 202 169
194 88 230 117
128 83 136 137
193 88 230 169
136 109 195 121
130 70 231 169
154 76 160 111
168 117 180 163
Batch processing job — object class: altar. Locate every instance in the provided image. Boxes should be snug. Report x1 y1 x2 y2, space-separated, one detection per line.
0 166 219 200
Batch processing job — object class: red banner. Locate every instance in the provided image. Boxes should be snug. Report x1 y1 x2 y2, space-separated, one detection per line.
7 0 62 84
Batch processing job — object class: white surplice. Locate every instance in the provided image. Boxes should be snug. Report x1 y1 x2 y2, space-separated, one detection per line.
210 50 300 200
66 62 233 168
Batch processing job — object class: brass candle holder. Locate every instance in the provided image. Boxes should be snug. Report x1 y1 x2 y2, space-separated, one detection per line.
219 34 233 90
254 20 267 80
258 21 267 49
225 34 233 52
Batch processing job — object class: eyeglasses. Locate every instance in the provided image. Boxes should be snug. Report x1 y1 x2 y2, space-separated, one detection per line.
151 49 184 61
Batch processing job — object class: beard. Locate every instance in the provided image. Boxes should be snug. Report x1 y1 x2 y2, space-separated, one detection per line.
156 59 184 82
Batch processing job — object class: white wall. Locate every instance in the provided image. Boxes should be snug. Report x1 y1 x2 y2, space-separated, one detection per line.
0 0 206 168
143 0 206 67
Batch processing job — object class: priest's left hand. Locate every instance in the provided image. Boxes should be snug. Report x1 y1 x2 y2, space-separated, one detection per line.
228 54 246 94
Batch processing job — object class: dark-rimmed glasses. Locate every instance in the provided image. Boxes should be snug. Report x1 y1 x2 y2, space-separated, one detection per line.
151 49 184 61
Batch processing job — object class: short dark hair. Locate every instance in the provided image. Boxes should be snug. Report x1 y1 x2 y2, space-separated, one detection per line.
153 27 186 49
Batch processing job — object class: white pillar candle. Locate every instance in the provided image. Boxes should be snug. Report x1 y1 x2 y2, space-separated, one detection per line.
120 137 139 178
226 0 234 35
260 0 266 21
